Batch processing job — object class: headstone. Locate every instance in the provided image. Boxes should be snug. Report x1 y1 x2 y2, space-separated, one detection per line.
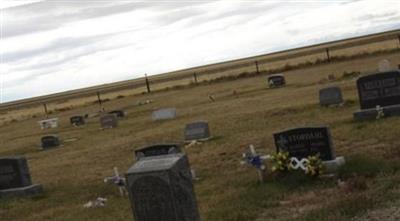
319 86 343 106
38 118 58 129
41 135 60 149
109 110 125 118
152 108 177 121
134 144 181 161
273 126 335 161
378 59 391 72
0 156 43 198
184 121 211 141
70 116 85 126
100 114 118 128
268 74 286 88
125 153 200 221
353 71 400 120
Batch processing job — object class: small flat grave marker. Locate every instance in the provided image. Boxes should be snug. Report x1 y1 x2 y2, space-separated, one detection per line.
70 116 85 126
0 156 43 198
273 126 335 161
41 135 60 149
109 110 125 118
184 121 211 142
152 108 177 121
268 74 286 88
354 70 400 120
125 153 200 221
134 144 181 161
319 86 343 106
38 118 58 129
100 114 118 128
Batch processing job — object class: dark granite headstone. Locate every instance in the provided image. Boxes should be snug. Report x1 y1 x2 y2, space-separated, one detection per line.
41 135 60 149
356 71 400 109
135 144 181 161
109 110 125 118
100 114 118 128
184 121 211 141
319 86 343 106
354 71 400 120
126 153 200 221
268 74 286 88
70 116 85 126
273 127 335 161
0 156 43 198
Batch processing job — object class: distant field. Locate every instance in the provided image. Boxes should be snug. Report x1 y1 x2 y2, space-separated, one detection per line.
1 29 399 124
1 46 400 220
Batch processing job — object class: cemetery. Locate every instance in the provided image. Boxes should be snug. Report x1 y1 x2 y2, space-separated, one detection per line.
1 40 400 221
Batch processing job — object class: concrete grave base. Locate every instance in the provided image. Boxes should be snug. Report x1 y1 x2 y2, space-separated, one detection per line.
322 156 345 174
0 184 43 199
353 104 400 121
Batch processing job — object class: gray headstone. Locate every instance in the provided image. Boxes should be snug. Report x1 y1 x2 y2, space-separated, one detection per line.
41 135 60 149
126 153 200 221
184 121 211 141
152 108 177 121
378 59 391 72
274 126 335 161
268 74 286 88
134 144 181 161
100 114 118 128
70 116 85 126
38 118 58 129
0 156 43 199
319 86 343 106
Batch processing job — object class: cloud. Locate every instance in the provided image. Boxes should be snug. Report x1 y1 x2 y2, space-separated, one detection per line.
1 0 400 102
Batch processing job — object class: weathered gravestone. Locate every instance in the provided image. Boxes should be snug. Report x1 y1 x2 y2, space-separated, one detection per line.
0 156 43 198
184 121 211 142
268 74 286 88
109 110 125 118
319 86 343 106
38 118 58 129
353 70 400 121
273 126 345 173
41 135 60 149
70 116 85 126
274 127 335 161
152 108 177 121
125 153 200 221
134 144 181 161
378 59 391 72
100 114 118 128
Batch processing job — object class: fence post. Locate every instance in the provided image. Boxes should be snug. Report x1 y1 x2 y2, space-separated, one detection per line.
193 72 198 84
398 35 400 47
43 103 48 118
97 92 102 111
145 74 151 93
255 61 260 74
326 48 331 62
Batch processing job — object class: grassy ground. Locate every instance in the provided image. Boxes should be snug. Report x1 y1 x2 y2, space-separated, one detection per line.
1 52 400 221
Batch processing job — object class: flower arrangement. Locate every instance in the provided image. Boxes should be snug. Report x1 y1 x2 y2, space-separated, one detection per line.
304 154 324 177
270 151 292 172
270 151 324 177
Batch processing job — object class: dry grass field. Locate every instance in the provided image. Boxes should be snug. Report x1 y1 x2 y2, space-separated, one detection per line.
1 49 400 221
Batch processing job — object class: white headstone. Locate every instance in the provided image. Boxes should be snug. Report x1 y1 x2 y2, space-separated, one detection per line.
152 108 177 121
38 118 58 129
378 59 391 72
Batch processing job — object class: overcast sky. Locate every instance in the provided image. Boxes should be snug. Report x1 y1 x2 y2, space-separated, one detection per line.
1 0 399 103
